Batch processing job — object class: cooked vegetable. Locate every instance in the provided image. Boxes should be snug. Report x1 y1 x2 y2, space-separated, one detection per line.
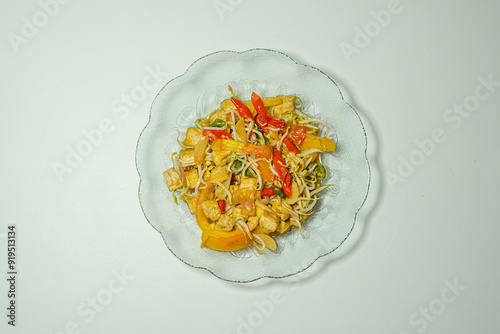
163 168 182 191
251 92 285 128
235 118 247 142
288 126 307 145
184 127 203 146
165 89 336 253
251 92 269 119
218 199 226 213
203 129 233 141
299 133 336 152
256 116 269 134
211 139 272 159
193 136 209 165
231 97 253 119
260 188 275 197
272 150 287 179
207 118 226 128
314 165 326 180
282 172 291 198
271 186 287 199
283 137 299 153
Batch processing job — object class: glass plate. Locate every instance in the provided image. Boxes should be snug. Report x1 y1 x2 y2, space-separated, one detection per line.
136 49 370 282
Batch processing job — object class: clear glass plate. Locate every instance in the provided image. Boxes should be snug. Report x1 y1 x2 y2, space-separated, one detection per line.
136 49 370 282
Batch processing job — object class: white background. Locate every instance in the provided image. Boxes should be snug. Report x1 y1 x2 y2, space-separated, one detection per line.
1 0 499 333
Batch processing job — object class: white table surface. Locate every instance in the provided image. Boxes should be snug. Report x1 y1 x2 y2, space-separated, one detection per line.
2 0 499 333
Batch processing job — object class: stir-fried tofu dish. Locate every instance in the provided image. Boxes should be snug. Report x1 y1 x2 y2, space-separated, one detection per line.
163 87 336 253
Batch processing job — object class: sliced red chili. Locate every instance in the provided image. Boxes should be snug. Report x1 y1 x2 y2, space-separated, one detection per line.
255 115 267 127
272 150 287 179
282 172 291 198
251 92 286 129
251 92 269 118
230 97 253 119
217 200 226 213
255 115 269 134
283 137 299 153
266 117 285 128
260 188 275 197
202 129 233 141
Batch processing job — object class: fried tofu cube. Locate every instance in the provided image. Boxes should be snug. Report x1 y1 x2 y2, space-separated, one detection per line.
201 200 222 222
185 168 199 189
259 211 279 232
206 166 231 183
240 177 258 189
272 95 295 116
163 168 182 191
237 177 258 199
214 179 230 200
255 200 264 218
179 149 195 167
247 216 259 231
241 199 255 216
232 205 249 222
213 149 232 166
227 185 240 202
215 213 235 231
184 127 203 146
233 188 255 205
186 197 197 214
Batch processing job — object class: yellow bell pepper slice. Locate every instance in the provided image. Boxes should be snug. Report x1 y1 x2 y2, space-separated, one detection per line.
299 133 336 152
195 183 253 251
211 139 273 159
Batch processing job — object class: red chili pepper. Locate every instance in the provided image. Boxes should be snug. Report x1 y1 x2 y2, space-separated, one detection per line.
248 129 253 140
255 115 269 134
231 175 238 182
283 137 300 153
230 97 253 119
272 150 287 179
217 200 226 213
203 129 233 141
266 117 285 128
282 172 291 198
255 115 267 127
260 188 275 197
288 126 307 145
251 92 269 118
251 92 286 129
